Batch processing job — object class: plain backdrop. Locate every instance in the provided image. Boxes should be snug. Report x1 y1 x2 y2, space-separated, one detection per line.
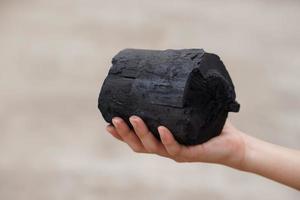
0 0 299 199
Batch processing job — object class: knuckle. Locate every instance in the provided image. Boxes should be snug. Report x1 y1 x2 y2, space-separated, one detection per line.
137 130 151 140
132 146 143 153
121 131 134 140
147 144 159 153
139 133 147 141
121 135 131 142
168 148 181 157
132 149 140 153
136 131 146 140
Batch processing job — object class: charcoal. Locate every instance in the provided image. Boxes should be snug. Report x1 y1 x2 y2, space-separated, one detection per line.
98 48 240 145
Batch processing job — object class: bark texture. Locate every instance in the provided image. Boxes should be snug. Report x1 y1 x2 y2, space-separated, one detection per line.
98 49 240 145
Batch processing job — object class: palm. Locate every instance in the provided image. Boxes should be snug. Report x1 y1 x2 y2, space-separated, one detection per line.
188 121 246 168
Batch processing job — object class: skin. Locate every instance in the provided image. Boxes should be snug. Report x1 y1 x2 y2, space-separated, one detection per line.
106 116 300 190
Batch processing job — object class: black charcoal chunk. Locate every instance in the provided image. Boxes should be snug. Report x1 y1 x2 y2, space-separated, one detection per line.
98 48 240 145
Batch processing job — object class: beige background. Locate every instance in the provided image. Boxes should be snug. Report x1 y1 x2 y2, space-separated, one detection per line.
0 0 299 199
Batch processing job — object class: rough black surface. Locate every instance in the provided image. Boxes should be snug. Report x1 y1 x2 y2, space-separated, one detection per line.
98 49 240 145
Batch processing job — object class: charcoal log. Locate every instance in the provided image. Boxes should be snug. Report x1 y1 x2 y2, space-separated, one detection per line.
98 48 240 145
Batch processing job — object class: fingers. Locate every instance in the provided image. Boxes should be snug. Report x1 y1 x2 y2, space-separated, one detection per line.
158 126 201 162
107 117 211 163
106 124 122 141
129 116 168 156
158 126 184 157
112 117 146 153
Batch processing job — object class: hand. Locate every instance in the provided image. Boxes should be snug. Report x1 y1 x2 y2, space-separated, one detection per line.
106 116 300 190
106 116 247 170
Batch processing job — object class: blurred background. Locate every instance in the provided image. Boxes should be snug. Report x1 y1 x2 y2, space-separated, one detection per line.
0 0 299 199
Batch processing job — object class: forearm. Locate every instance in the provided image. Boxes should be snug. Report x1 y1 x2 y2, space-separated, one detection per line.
242 133 300 190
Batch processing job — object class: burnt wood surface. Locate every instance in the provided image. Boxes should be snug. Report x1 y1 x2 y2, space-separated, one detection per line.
98 49 240 145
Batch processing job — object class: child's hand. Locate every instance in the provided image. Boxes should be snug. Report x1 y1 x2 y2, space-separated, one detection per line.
106 116 247 170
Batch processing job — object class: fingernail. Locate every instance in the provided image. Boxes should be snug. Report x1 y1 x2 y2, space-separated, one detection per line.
129 116 137 126
112 117 120 125
130 115 139 121
158 127 166 140
130 115 139 120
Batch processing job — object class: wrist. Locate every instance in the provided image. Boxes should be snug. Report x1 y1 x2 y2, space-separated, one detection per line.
239 133 265 173
238 133 254 172
219 127 250 171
